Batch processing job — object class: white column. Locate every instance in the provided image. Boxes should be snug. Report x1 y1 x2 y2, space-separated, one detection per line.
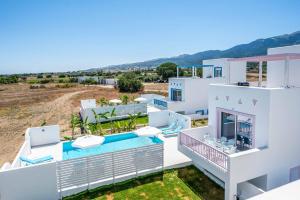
225 178 238 200
284 56 290 87
195 67 197 77
192 66 195 77
227 63 231 84
258 61 262 87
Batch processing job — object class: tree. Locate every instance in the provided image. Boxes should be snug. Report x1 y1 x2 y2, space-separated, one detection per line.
117 72 143 92
156 62 177 81
70 113 81 139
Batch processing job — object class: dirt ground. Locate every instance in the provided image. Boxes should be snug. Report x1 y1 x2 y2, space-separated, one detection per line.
0 83 155 166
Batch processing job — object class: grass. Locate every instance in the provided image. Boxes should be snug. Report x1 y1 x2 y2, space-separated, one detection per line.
192 119 208 128
100 116 149 130
63 165 224 200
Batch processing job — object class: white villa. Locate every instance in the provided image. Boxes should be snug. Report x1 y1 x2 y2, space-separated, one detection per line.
153 59 245 118
178 44 300 200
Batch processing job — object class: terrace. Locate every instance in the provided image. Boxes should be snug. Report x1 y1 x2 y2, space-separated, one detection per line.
0 123 192 199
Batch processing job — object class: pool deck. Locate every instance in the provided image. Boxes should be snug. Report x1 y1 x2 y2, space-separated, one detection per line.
30 134 192 169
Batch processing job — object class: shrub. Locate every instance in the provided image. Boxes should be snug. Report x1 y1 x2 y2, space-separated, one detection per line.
0 75 18 84
117 72 143 92
55 83 75 88
46 74 52 78
69 77 78 83
37 74 43 79
40 79 51 84
81 78 98 85
58 74 66 78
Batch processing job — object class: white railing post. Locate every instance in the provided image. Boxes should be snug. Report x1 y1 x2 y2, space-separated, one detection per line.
112 153 115 184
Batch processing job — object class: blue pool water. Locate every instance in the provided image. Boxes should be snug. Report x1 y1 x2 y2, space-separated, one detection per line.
63 132 163 160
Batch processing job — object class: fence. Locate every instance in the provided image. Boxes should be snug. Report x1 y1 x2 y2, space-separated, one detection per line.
179 132 228 171
80 103 148 123
57 143 164 198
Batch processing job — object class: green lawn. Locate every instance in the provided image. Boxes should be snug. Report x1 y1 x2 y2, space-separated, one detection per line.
99 116 148 130
64 165 224 200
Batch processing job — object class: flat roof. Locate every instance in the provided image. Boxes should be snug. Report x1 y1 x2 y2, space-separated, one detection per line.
177 64 214 68
228 53 300 62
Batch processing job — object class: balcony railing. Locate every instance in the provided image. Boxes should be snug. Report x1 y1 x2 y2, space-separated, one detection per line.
179 132 229 171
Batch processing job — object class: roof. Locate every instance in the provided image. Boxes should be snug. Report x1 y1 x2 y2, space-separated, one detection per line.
177 64 214 68
228 53 300 62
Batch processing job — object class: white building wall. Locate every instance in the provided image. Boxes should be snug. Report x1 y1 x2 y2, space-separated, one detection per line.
0 162 58 200
208 84 270 148
149 110 191 129
267 44 300 87
207 85 300 199
168 77 226 114
203 58 230 79
228 61 247 83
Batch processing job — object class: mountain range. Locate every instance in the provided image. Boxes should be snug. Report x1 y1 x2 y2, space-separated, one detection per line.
91 31 300 71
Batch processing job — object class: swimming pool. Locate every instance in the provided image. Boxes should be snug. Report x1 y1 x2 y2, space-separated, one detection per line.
63 132 163 160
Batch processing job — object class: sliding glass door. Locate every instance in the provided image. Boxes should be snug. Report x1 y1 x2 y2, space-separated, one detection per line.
218 108 255 150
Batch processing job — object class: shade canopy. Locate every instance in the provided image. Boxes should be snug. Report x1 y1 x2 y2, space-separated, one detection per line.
134 97 147 102
134 126 162 137
72 135 105 149
109 99 122 104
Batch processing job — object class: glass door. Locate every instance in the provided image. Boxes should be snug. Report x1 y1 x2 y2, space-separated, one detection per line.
218 108 255 150
221 112 236 140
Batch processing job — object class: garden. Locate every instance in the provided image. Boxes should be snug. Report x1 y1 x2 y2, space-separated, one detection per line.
63 165 224 200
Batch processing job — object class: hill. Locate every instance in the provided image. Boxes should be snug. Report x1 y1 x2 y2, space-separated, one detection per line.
92 31 300 71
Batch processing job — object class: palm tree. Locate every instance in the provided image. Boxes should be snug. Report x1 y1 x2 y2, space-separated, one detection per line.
121 95 129 105
98 97 108 106
109 108 117 133
70 113 81 139
128 112 141 130
80 117 89 134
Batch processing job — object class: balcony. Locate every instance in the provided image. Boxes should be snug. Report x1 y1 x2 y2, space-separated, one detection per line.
179 131 229 171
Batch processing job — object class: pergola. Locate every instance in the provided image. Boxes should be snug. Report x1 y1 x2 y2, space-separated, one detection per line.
176 64 214 78
228 53 300 87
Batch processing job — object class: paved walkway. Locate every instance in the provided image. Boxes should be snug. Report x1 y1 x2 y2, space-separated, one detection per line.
158 134 192 169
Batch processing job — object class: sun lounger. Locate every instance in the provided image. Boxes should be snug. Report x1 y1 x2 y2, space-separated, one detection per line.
162 125 183 135
160 122 176 131
20 155 53 165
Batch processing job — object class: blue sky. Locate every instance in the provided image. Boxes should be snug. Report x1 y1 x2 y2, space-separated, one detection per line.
0 0 300 74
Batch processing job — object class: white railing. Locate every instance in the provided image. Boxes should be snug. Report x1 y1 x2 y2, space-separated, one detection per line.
179 132 229 171
57 143 163 198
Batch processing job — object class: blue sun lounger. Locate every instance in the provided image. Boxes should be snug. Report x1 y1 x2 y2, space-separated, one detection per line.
162 125 183 135
20 155 53 165
160 122 176 131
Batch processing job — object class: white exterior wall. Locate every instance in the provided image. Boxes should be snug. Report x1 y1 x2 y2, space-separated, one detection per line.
207 84 300 199
203 58 229 79
0 162 58 200
26 125 60 147
168 77 226 114
149 110 191 129
267 45 300 87
203 58 246 84
208 84 270 148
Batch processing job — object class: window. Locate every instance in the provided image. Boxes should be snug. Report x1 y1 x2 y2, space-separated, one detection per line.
171 88 182 101
214 67 222 78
